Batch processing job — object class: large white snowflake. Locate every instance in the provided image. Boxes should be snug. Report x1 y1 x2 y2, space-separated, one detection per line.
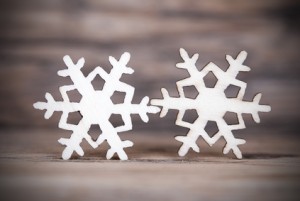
34 52 159 160
151 48 271 159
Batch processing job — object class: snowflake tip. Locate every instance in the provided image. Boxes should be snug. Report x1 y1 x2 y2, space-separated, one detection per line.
64 55 85 69
179 48 189 59
226 51 250 72
176 136 200 156
119 52 131 64
177 48 198 68
106 149 115 160
137 96 160 122
33 93 55 119
175 63 184 69
62 149 73 160
109 52 134 74
58 55 85 77
251 93 271 123
151 106 161 114
106 147 128 160
237 50 247 61
223 139 245 159
59 137 85 160
63 55 72 64
192 53 199 61
142 96 160 113
141 96 150 105
151 88 170 117
123 140 134 148
33 102 42 110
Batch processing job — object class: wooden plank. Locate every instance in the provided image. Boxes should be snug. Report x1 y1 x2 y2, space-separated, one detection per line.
0 130 299 201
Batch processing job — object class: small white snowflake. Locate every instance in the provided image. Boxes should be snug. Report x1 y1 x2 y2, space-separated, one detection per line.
34 52 159 160
151 48 271 159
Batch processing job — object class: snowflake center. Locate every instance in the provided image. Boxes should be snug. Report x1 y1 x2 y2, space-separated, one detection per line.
79 91 114 124
195 88 226 120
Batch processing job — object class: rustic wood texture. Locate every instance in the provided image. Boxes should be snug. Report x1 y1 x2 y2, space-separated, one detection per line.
0 130 300 201
0 1 300 201
0 0 299 131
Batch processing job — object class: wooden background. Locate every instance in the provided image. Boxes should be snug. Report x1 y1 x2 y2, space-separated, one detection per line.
0 0 299 201
0 0 299 131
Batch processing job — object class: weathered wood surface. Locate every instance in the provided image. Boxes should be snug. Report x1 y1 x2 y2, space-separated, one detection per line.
0 130 299 201
0 0 299 132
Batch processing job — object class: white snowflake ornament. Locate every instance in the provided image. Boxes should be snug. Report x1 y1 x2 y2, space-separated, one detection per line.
34 52 160 160
151 48 271 159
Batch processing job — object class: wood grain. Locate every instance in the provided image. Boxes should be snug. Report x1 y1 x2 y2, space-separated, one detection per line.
0 130 299 201
0 0 299 131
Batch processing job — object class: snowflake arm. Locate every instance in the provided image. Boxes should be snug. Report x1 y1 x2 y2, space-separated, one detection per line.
176 48 200 96
58 56 85 77
225 51 250 73
33 93 80 119
176 48 199 71
129 96 160 122
58 119 97 160
200 52 250 99
151 88 195 118
226 93 271 123
113 96 160 124
217 119 246 159
101 52 135 104
97 121 134 160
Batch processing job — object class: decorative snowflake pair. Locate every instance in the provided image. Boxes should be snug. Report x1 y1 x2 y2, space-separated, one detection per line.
34 49 271 160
